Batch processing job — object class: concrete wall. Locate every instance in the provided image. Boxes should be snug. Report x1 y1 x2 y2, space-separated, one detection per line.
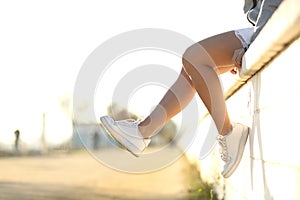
227 36 300 200
185 0 300 199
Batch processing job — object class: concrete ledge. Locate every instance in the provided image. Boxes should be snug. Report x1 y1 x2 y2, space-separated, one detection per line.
185 0 300 199
225 0 300 99
190 37 300 199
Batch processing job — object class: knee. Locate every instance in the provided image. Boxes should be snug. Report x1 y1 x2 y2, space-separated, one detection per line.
182 43 214 75
182 44 197 75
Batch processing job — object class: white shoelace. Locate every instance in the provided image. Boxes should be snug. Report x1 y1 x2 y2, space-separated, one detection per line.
217 135 228 162
114 117 148 140
115 117 144 128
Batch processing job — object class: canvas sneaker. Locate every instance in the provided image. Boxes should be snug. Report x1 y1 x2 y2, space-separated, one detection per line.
217 123 249 178
100 115 151 157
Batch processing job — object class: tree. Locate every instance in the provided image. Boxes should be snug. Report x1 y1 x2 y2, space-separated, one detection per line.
106 102 137 121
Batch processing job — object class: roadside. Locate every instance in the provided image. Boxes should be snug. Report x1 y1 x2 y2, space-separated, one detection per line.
0 148 192 200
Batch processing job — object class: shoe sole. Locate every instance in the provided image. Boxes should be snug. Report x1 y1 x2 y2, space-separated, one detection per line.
222 126 249 178
100 117 139 157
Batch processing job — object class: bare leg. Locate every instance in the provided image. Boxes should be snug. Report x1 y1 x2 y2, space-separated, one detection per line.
182 31 243 135
139 31 243 137
139 68 196 138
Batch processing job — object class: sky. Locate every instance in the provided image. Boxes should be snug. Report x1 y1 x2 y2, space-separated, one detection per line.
0 0 249 148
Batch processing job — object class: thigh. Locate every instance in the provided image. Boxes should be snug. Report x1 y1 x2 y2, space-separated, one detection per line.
199 30 243 74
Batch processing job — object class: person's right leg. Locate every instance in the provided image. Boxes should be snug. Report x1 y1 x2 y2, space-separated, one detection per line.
138 68 196 138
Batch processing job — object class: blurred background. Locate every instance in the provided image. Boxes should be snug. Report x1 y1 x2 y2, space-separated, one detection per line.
0 0 248 155
0 0 249 199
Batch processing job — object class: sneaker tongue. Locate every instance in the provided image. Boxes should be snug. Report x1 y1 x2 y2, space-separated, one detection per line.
123 118 143 124
123 119 136 122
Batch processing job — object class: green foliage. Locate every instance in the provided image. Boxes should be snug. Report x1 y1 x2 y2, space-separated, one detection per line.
188 163 219 200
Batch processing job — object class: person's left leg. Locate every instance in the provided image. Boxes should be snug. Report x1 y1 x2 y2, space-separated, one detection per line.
182 31 242 136
181 31 249 178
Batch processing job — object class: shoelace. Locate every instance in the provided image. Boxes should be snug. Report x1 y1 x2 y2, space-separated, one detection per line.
114 117 147 140
217 135 228 162
116 117 144 128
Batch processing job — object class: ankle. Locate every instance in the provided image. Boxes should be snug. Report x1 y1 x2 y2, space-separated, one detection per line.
220 124 233 136
138 125 152 139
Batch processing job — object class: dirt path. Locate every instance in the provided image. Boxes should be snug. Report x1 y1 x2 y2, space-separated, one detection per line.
0 148 191 200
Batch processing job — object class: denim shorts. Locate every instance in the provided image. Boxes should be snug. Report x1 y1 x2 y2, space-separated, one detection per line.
234 27 255 49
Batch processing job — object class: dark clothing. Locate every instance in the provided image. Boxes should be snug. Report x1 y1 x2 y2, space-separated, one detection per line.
243 0 283 42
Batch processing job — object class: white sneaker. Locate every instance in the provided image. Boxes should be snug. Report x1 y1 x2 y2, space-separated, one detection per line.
217 123 249 178
100 115 151 157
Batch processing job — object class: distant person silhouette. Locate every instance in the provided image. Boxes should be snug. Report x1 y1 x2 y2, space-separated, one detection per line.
93 131 100 150
14 129 20 152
